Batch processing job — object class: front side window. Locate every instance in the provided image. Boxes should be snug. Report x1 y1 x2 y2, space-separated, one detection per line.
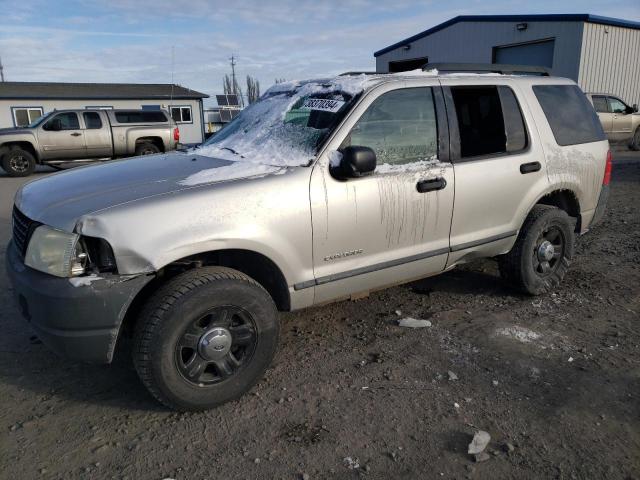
12 107 44 127
608 97 627 114
44 112 80 131
83 112 102 129
170 106 192 123
592 96 609 113
341 88 438 166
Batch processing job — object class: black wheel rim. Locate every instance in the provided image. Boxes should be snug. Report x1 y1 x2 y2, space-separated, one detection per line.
175 306 258 385
10 155 29 173
532 225 565 277
141 148 156 155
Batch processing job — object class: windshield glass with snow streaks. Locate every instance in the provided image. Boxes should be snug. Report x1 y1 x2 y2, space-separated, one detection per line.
196 76 372 168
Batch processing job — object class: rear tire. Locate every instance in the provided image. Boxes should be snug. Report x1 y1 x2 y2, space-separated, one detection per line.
135 142 161 156
498 205 575 295
133 267 279 411
630 127 640 151
1 147 36 177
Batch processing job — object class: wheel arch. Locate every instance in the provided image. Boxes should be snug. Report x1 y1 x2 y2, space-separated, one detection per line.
0 141 40 162
116 248 291 357
535 189 581 232
135 136 165 152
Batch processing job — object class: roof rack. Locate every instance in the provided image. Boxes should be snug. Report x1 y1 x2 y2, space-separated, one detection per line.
422 63 551 76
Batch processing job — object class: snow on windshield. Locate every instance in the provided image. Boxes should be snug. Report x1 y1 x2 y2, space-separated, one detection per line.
194 74 373 168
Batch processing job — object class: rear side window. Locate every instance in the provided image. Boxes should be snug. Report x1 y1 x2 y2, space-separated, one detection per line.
114 111 168 123
533 85 605 146
450 86 527 158
83 112 102 129
592 95 609 113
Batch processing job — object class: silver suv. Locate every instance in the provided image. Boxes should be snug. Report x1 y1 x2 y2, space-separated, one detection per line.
7 67 611 411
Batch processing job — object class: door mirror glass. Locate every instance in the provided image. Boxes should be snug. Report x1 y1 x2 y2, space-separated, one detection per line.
331 146 376 179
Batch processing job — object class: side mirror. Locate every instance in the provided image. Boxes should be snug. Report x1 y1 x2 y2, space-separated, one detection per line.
331 146 377 179
633 104 638 113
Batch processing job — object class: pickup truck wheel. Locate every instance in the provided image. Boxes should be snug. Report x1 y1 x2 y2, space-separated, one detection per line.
135 142 161 156
132 266 279 411
631 127 640 151
498 205 574 295
1 147 36 177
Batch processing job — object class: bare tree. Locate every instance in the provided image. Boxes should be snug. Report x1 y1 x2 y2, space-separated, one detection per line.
274 78 286 84
246 75 261 104
222 74 244 107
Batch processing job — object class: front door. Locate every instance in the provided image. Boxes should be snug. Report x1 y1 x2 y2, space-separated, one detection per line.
309 84 454 305
608 96 633 141
37 112 86 160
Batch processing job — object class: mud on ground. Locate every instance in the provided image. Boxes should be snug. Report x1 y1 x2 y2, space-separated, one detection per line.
0 164 638 480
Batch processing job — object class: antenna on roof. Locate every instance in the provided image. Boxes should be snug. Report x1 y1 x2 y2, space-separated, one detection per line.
0 56 5 82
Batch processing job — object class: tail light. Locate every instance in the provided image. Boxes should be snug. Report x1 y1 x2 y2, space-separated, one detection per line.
603 150 612 185
173 127 180 142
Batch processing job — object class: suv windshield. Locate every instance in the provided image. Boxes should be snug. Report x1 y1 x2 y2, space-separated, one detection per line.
196 79 363 167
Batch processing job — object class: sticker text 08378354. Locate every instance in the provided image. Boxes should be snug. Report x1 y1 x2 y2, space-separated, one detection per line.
301 98 346 113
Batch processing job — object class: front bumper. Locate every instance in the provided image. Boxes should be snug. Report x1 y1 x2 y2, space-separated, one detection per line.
6 241 154 364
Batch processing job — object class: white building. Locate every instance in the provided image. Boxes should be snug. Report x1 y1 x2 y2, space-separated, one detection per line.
0 82 209 145
374 14 640 106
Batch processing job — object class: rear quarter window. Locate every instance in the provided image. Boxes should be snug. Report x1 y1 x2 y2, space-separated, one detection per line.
114 111 168 123
533 85 605 146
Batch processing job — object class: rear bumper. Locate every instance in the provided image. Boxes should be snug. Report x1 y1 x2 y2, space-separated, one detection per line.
590 185 609 228
6 241 153 364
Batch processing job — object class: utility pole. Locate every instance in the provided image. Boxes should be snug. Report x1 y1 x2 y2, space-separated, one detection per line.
0 56 4 82
230 54 237 95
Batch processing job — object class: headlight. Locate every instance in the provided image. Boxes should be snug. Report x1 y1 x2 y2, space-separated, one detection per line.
25 226 88 277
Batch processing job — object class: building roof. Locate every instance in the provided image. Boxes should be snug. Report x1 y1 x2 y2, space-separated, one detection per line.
0 82 209 100
374 14 640 57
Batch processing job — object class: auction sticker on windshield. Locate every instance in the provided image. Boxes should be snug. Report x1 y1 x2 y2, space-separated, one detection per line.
301 98 346 113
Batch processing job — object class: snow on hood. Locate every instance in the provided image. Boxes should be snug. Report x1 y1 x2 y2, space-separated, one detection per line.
191 74 376 177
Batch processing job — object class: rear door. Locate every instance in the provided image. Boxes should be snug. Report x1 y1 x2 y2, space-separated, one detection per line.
440 80 549 265
308 83 454 304
82 111 112 158
591 95 613 137
608 96 633 141
37 112 86 160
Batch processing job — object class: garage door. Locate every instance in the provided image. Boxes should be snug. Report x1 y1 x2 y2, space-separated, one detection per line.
494 40 555 68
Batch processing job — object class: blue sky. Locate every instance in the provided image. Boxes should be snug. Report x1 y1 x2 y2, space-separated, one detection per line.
0 0 638 105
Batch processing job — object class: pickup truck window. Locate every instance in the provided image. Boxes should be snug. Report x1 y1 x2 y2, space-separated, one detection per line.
115 111 167 123
341 87 438 166
83 112 103 129
44 112 80 131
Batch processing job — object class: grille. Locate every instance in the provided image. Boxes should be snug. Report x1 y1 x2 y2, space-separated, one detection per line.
12 207 38 258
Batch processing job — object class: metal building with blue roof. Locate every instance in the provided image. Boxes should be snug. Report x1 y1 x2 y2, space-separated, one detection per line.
374 14 640 106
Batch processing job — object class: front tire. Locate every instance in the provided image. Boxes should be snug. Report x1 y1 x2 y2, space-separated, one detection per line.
1 147 36 177
498 205 575 295
133 267 279 411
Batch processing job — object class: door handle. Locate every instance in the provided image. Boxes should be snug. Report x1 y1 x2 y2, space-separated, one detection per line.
70 132 82 137
520 161 541 174
416 177 446 193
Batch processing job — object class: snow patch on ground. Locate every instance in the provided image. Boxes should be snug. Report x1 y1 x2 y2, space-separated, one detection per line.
495 326 542 343
69 275 103 287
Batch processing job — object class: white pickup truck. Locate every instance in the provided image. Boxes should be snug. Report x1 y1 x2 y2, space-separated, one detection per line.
0 109 180 176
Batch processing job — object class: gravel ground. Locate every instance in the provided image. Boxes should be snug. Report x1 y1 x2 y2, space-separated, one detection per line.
0 154 638 480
